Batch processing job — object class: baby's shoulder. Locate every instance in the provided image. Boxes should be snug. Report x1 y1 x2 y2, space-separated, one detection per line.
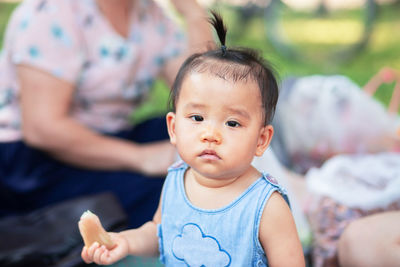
262 173 280 187
259 172 289 205
260 173 286 192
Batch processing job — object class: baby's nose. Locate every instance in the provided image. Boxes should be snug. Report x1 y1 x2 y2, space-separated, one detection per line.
200 125 222 144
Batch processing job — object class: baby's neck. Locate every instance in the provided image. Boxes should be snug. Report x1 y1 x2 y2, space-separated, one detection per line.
188 166 259 188
183 166 261 210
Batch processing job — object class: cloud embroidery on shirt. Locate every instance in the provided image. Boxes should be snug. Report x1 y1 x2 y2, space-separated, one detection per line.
172 223 231 267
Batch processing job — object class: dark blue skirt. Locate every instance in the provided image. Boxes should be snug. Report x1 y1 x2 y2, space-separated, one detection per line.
0 117 168 228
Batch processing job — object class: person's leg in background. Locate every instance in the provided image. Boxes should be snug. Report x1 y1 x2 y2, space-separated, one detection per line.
338 210 400 267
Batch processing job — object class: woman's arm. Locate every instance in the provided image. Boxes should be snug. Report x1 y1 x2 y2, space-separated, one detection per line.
161 0 214 86
18 65 175 175
259 192 305 267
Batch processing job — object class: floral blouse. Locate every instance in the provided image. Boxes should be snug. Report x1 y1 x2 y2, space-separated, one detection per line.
0 0 185 141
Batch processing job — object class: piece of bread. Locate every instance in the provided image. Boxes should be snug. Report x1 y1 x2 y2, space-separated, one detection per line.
78 210 115 249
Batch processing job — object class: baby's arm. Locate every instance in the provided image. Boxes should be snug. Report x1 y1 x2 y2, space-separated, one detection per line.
259 192 305 267
81 203 162 265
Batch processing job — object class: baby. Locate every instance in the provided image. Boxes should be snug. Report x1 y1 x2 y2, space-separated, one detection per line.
81 12 305 266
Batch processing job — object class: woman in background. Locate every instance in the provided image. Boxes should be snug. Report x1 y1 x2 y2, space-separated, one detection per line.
0 0 213 227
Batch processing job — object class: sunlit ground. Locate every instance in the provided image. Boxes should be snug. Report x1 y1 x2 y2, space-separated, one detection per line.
284 19 363 45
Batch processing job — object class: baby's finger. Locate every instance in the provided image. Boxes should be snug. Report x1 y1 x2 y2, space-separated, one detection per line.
81 246 93 264
87 242 100 258
93 245 107 264
100 249 113 265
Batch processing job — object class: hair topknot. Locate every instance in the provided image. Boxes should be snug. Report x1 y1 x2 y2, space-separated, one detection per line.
209 11 226 47
169 10 279 125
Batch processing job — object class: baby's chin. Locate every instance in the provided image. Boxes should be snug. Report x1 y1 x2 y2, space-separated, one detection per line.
190 165 250 181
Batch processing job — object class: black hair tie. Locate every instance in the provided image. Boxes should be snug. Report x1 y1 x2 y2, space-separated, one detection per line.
221 45 227 56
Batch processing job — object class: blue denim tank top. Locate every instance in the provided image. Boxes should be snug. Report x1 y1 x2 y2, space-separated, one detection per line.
157 161 289 266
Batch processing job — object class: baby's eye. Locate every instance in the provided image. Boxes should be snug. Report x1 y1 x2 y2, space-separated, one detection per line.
226 120 240 127
190 115 204 122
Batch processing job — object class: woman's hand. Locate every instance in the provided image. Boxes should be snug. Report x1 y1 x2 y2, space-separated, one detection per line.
379 67 398 83
137 140 177 176
364 66 399 96
81 233 129 265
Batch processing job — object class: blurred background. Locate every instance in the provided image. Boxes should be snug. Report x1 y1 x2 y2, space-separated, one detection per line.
1 0 399 122
1 1 399 266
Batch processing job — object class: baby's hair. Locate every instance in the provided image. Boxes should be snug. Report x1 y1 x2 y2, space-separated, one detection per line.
169 11 279 125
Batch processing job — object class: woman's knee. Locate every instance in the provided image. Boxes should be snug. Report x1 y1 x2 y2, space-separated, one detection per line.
337 218 369 267
338 211 400 267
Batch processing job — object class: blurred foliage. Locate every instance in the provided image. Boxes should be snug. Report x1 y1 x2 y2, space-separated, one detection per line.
1 1 399 123
219 1 400 107
0 2 16 46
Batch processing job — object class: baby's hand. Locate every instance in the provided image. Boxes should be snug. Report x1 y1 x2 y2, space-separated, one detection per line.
81 233 129 265
78 210 129 265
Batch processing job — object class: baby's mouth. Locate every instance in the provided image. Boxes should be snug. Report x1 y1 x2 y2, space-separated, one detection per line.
199 149 221 160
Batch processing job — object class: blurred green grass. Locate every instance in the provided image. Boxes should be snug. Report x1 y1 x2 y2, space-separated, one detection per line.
221 2 400 108
1 1 399 123
0 2 15 42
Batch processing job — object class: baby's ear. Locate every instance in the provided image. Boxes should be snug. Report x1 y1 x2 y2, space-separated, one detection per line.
166 112 177 145
255 125 273 157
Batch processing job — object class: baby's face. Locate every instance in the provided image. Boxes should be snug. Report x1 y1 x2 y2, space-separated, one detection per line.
167 71 273 181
